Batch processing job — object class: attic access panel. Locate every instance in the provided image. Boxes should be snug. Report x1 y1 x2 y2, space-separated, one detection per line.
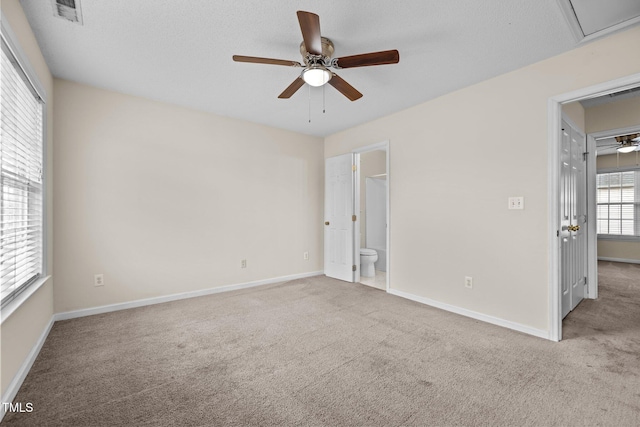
564 0 640 38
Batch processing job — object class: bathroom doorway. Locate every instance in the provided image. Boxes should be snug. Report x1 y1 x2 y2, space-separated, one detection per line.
354 141 389 291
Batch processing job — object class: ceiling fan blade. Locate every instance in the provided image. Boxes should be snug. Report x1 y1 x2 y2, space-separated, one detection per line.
328 73 363 101
233 55 302 67
278 77 305 99
334 50 400 69
297 11 322 55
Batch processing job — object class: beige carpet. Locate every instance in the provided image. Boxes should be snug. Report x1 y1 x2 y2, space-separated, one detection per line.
3 261 640 426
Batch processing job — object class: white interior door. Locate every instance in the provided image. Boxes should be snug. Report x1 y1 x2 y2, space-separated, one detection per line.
324 153 356 282
560 119 587 318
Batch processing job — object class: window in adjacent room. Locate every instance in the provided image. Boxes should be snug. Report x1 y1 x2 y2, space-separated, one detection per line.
596 170 640 237
0 33 46 308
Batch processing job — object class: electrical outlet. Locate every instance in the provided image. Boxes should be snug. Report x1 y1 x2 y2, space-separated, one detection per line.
94 274 104 287
465 276 473 289
241 259 247 269
303 251 309 260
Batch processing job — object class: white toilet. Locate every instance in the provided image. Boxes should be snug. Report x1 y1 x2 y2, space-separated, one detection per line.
360 248 378 277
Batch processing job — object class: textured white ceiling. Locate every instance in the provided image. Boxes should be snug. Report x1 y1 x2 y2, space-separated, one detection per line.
20 1 579 137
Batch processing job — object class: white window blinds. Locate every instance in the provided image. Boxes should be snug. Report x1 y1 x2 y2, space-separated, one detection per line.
596 170 639 236
0 38 44 307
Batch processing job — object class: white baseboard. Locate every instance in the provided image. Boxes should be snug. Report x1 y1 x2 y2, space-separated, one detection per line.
0 317 55 422
54 271 323 321
598 257 640 265
388 288 550 340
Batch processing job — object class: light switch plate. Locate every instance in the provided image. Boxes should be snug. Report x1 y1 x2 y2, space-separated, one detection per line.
508 196 524 210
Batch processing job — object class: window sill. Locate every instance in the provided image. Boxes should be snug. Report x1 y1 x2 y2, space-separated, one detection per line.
597 235 640 242
0 275 51 325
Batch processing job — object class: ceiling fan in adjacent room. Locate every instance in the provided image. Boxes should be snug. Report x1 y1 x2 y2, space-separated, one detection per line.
232 11 400 101
597 133 640 154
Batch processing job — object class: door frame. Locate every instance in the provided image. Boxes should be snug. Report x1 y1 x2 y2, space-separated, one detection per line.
548 72 640 341
586 133 597 300
353 140 390 292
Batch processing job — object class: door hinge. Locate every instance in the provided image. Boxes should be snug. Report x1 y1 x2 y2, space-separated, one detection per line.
352 265 357 271
352 214 357 221
352 165 357 172
583 151 589 161
557 230 559 237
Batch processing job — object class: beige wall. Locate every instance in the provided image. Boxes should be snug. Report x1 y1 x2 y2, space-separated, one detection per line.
562 102 585 132
0 0 55 398
597 240 640 262
590 93 640 262
325 25 640 332
359 150 386 247
53 79 324 312
597 153 640 170
586 96 640 134
0 285 53 395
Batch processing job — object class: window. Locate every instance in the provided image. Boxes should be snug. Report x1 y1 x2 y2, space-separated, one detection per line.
596 170 640 237
0 35 45 308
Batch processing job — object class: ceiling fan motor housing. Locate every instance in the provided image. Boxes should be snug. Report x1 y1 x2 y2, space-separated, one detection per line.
300 37 335 65
615 133 640 143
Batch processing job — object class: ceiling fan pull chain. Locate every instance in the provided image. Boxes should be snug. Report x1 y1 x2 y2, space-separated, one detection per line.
308 84 312 123
323 84 326 114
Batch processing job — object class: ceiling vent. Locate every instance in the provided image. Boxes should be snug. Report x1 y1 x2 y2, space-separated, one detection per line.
51 0 83 25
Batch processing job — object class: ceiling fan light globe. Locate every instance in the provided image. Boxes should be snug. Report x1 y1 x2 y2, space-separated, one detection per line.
617 144 637 153
302 67 331 87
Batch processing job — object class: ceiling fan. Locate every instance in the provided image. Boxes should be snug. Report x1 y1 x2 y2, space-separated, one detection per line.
598 133 640 154
232 11 400 101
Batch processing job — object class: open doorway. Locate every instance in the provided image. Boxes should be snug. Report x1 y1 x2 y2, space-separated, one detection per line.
323 141 390 292
562 120 640 342
550 75 640 341
354 144 389 291
561 123 640 339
